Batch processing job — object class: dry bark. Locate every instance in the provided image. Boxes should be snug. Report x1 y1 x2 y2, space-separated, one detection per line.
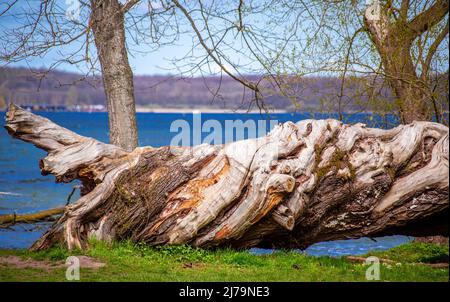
4 104 449 251
90 0 138 151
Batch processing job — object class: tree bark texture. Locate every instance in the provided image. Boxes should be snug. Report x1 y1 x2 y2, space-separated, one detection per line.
90 0 138 151
364 0 449 123
4 104 449 251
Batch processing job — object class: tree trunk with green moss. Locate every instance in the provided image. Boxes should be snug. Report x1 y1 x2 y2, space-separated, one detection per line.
364 0 449 123
4 104 449 251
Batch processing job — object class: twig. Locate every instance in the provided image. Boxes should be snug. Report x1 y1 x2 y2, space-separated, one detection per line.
0 207 65 225
66 185 81 206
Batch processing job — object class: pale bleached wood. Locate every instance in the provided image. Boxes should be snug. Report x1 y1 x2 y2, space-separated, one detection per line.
375 133 448 213
4 104 449 250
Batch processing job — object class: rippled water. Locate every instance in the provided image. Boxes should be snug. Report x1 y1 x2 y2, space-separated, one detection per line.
0 111 412 255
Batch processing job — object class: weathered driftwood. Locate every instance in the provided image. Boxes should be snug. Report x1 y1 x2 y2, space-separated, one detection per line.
4 104 449 251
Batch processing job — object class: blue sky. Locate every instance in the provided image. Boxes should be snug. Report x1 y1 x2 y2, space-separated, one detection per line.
7 34 199 75
3 1 447 77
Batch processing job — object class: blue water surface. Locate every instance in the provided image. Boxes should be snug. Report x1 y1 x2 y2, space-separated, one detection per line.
0 111 412 255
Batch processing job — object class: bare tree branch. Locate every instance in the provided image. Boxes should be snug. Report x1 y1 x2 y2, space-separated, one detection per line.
408 0 449 38
171 0 260 94
422 21 449 78
122 0 141 13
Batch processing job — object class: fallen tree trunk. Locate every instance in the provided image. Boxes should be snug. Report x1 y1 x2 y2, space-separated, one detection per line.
4 104 449 251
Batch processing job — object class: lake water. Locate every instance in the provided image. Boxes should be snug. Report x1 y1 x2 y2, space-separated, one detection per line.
0 111 412 255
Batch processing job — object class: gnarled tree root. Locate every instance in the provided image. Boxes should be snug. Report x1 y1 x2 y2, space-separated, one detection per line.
4 104 449 251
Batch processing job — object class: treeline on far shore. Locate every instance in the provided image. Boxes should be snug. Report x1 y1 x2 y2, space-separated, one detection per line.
1 66 448 114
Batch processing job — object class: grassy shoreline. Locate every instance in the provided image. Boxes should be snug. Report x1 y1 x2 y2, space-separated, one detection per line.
0 241 448 282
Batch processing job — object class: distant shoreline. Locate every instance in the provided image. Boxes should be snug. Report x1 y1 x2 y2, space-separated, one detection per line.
135 107 290 113
0 106 296 114
2 107 449 115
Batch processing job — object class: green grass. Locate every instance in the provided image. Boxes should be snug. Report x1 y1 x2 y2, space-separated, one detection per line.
0 241 448 282
365 242 449 264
